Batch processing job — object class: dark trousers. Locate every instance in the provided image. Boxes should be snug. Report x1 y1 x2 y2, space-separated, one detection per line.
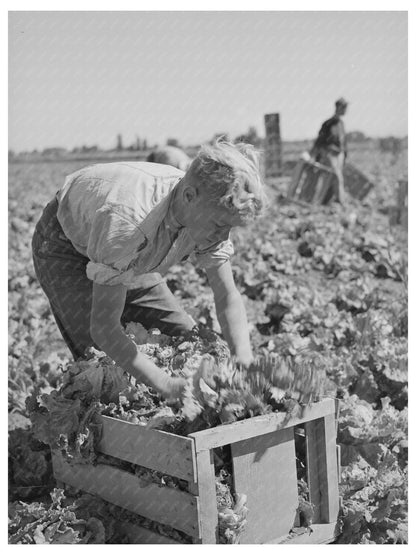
31 198 194 360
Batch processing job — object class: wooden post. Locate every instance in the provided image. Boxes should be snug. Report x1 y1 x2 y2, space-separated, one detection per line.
397 178 408 227
305 415 340 524
264 113 282 178
189 449 218 544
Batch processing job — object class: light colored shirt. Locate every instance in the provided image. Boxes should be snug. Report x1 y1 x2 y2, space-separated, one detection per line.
56 161 234 289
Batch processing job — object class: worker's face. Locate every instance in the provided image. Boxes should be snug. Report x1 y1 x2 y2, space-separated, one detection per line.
183 189 243 245
336 104 348 116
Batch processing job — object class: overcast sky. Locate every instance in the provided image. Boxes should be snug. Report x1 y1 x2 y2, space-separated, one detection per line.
9 11 407 151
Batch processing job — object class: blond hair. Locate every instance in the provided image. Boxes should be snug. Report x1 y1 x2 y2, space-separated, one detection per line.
186 140 267 222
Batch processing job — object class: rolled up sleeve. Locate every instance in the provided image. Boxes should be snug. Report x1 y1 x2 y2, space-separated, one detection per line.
194 237 235 269
86 261 131 285
86 262 163 289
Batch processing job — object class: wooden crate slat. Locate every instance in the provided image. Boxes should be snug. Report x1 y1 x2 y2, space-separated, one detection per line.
188 449 218 544
52 453 200 538
287 159 305 198
305 418 321 523
305 414 340 524
231 427 298 543
190 398 336 451
97 415 196 482
117 521 183 544
336 445 342 483
271 522 340 544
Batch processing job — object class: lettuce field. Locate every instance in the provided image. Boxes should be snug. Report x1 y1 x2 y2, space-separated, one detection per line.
8 146 408 544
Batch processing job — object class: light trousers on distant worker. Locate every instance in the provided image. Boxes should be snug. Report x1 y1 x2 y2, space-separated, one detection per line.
324 151 346 205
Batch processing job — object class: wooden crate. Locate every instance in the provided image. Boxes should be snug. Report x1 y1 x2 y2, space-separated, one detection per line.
288 159 374 203
288 160 336 204
52 398 341 544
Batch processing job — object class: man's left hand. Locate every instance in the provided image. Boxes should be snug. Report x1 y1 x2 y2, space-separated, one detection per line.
235 353 254 369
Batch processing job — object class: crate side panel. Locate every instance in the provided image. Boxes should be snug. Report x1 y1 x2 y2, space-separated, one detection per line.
190 398 336 451
98 416 195 481
231 427 298 544
52 453 200 538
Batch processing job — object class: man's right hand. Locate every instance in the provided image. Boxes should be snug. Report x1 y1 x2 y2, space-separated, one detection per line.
163 376 187 401
91 282 189 401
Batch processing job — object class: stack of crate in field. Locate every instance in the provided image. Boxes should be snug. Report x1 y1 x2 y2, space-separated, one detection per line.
53 398 342 544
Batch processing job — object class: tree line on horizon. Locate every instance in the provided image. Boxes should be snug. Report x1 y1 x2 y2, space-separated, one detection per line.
9 127 407 159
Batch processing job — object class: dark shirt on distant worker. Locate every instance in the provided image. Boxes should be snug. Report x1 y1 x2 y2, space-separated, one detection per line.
313 115 347 157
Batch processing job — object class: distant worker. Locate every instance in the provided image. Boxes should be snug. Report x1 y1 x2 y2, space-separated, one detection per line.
147 145 191 171
310 97 348 205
